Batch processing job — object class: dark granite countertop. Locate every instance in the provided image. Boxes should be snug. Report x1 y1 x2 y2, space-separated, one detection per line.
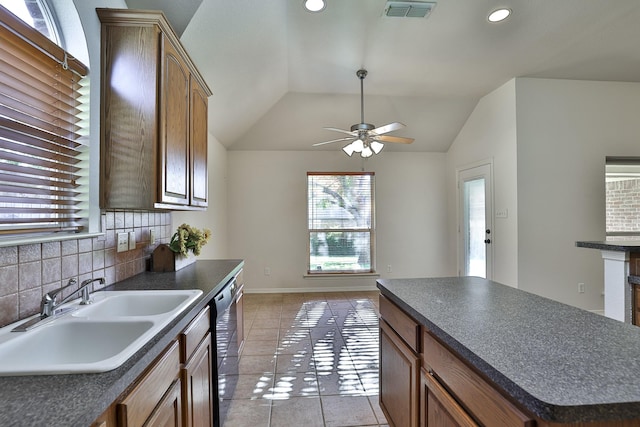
377 276 640 424
0 259 243 427
576 240 640 251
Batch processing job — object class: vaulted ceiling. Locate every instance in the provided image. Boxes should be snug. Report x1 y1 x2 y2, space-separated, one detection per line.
126 0 640 153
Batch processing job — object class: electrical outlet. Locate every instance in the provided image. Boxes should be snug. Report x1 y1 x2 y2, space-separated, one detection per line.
387 265 392 273
264 267 271 276
578 282 585 293
117 232 129 253
128 231 136 250
149 228 156 245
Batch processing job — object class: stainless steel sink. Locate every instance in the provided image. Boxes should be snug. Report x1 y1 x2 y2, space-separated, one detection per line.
0 289 202 376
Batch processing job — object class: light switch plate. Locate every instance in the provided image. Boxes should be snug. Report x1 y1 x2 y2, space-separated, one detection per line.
117 232 128 253
128 231 136 250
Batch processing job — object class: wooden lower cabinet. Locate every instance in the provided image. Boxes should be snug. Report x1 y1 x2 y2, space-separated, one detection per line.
181 333 214 427
380 319 420 427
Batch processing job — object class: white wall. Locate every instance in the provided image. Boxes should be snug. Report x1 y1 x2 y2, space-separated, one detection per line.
172 135 229 259
515 78 640 310
227 151 453 293
446 80 519 287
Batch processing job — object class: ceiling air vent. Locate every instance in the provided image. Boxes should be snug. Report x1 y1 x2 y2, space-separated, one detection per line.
384 1 436 18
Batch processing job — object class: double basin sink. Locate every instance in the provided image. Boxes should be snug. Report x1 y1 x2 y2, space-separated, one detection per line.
0 289 202 376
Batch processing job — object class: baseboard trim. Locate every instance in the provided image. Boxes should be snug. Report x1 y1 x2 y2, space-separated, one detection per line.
244 285 379 294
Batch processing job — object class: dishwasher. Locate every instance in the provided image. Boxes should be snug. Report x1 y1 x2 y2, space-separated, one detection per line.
212 275 240 427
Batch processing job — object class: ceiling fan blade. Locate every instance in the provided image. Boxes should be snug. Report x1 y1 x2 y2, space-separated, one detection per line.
312 137 355 147
374 135 414 144
323 127 357 136
371 122 405 135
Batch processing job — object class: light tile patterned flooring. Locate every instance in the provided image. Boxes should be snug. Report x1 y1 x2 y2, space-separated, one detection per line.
219 291 389 427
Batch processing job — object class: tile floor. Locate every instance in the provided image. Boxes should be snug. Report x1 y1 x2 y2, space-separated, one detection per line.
218 291 388 427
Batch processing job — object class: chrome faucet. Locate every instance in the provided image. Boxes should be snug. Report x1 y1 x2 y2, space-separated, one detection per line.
12 277 106 332
40 277 105 318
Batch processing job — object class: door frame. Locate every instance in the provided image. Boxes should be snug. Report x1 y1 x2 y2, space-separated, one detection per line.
456 159 494 279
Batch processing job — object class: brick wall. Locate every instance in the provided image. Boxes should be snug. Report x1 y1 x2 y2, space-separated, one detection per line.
606 179 640 233
0 210 172 327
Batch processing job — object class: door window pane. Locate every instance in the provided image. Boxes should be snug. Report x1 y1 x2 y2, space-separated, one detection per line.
464 178 486 277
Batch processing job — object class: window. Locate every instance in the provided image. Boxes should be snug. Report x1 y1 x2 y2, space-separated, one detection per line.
0 0 60 44
0 3 89 237
307 172 375 274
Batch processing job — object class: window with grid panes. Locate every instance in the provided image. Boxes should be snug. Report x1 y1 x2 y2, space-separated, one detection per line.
307 172 375 274
0 2 89 237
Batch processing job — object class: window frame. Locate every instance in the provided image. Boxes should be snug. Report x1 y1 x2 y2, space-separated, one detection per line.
306 171 376 275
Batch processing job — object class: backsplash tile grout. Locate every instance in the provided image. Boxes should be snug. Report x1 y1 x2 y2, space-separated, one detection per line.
0 210 172 328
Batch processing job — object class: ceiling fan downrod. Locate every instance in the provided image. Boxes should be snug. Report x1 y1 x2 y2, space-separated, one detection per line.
357 69 367 125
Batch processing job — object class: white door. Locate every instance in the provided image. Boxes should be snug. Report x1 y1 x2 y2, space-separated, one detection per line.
458 163 493 279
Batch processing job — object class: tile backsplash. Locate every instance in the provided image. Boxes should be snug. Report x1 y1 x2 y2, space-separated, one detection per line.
0 210 172 327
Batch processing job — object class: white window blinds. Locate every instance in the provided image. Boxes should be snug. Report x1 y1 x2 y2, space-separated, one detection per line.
307 172 375 274
0 5 89 236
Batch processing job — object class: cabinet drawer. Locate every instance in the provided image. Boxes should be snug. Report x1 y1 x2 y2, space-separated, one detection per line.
380 294 419 352
422 332 534 427
180 305 210 363
117 340 180 427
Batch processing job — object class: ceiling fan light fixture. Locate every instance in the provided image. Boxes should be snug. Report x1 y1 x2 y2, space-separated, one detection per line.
304 0 325 12
370 140 384 154
351 139 364 153
488 8 511 23
361 146 374 158
343 143 355 156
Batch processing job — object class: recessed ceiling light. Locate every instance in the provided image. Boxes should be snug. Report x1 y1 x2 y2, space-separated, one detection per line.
304 0 326 12
488 8 511 23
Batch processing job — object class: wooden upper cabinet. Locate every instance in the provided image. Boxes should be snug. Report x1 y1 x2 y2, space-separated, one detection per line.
98 8 212 210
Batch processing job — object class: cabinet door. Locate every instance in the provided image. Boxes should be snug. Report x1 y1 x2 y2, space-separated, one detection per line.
145 378 183 427
421 369 478 427
380 320 419 427
160 35 190 206
189 77 208 207
118 341 181 427
182 333 214 427
99 23 160 209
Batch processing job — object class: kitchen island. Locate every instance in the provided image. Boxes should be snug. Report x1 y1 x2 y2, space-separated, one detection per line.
0 259 243 427
378 276 640 426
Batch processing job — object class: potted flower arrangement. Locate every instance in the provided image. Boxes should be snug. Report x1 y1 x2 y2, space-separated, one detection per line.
152 224 211 272
168 223 211 257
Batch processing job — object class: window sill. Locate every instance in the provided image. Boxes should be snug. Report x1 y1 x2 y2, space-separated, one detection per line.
0 232 105 248
303 272 380 279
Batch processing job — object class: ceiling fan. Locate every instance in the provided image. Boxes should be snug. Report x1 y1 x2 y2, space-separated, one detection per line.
313 69 414 158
